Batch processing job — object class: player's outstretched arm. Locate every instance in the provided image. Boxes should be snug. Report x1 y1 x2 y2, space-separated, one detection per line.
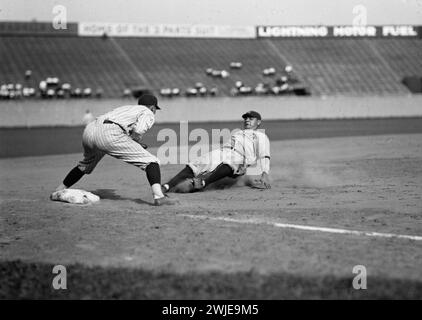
250 133 271 189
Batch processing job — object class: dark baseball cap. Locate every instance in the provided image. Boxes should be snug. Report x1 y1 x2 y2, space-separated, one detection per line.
138 94 161 110
242 110 261 120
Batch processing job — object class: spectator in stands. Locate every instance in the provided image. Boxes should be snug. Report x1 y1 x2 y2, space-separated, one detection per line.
185 87 198 97
276 76 288 86
235 81 243 89
39 80 47 98
198 87 207 96
72 88 82 98
160 88 172 97
193 82 208 96
82 109 95 126
56 89 65 98
22 87 36 98
238 86 252 95
25 70 32 80
14 84 23 99
39 80 47 91
281 65 299 84
95 88 103 98
255 83 268 95
221 70 230 78
83 88 92 97
229 62 242 69
263 67 276 76
211 70 221 77
122 88 131 98
206 68 214 76
171 88 181 96
62 83 71 91
211 69 230 78
271 86 280 95
209 87 218 96
230 87 238 96
1 85 9 99
47 89 55 98
46 77 60 86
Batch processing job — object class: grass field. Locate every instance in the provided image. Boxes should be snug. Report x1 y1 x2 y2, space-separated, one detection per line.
0 119 422 299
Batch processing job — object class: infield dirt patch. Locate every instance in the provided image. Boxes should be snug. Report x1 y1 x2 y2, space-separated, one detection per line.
1 133 421 298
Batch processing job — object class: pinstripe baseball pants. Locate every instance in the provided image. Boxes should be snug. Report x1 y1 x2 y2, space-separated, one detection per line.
77 116 159 174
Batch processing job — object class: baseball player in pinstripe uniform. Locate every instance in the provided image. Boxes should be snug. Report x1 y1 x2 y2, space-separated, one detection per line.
162 110 271 193
54 94 178 206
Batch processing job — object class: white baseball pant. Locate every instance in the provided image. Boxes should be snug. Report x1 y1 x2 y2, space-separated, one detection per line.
188 147 246 177
77 117 159 174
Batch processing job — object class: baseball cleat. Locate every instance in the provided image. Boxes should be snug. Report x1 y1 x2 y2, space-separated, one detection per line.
153 195 179 206
192 177 205 191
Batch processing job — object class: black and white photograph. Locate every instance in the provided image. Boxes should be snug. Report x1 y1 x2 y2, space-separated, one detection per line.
0 0 422 305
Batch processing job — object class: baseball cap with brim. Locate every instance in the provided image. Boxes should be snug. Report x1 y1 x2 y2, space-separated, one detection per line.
138 94 161 110
242 110 261 120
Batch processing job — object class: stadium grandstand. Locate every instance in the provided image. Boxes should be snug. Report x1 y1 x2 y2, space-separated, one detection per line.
0 22 421 99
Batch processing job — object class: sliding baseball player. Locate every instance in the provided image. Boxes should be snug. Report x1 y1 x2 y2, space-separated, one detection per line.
162 110 271 193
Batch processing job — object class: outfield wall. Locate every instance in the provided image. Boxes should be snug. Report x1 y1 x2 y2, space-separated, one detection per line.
1 95 422 127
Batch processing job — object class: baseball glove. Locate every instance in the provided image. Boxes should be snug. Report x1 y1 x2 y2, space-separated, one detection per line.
129 132 148 149
249 172 271 189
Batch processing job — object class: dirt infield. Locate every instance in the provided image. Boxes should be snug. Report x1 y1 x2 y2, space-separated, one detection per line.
1 130 421 299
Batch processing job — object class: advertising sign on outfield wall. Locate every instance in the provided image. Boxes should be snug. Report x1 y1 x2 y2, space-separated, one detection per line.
257 25 422 38
0 21 78 36
78 22 256 38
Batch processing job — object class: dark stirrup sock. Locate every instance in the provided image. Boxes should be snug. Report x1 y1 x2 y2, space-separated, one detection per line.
145 162 161 186
63 166 85 188
203 164 234 186
165 165 195 190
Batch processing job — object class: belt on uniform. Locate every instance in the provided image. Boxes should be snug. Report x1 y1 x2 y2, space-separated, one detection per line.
103 119 128 134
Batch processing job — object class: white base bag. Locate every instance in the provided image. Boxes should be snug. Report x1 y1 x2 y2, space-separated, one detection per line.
50 189 100 204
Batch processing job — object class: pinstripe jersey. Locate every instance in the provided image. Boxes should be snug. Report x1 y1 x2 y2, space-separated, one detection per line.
103 104 155 139
77 104 159 173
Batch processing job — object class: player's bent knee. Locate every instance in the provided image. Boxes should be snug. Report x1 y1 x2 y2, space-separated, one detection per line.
187 163 201 176
143 159 160 170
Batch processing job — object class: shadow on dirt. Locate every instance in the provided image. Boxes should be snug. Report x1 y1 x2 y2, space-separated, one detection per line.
91 189 151 205
91 189 126 200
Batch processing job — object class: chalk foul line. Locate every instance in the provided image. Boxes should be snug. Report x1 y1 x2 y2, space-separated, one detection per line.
179 214 422 241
